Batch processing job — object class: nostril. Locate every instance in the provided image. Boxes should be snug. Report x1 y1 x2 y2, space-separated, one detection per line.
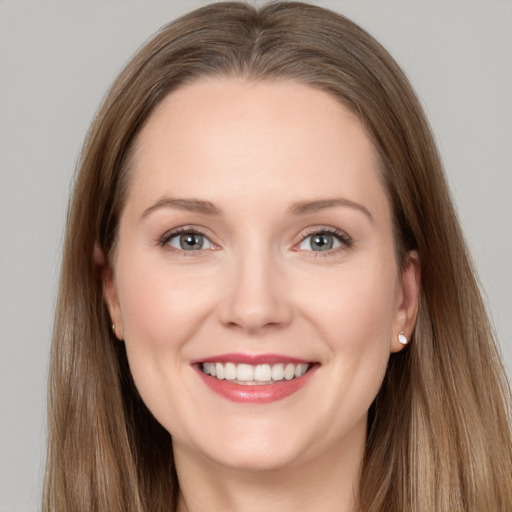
224 319 287 334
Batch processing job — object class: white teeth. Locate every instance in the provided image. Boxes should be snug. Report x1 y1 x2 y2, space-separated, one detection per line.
295 363 308 378
224 362 237 380
215 362 225 380
254 364 272 382
271 363 285 381
237 364 254 381
284 363 295 380
202 361 310 383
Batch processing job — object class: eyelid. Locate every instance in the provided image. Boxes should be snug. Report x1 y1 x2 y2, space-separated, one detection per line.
293 226 353 254
158 226 219 250
157 225 352 254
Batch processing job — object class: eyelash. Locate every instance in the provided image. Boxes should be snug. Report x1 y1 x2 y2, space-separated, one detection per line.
158 226 353 255
159 226 212 249
296 227 353 256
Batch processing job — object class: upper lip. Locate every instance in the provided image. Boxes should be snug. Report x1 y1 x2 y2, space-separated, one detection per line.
191 353 313 365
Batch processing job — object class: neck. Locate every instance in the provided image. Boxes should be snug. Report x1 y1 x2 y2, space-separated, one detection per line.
174 418 365 512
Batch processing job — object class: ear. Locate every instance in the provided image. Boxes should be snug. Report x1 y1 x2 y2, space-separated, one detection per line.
94 242 124 340
391 250 420 353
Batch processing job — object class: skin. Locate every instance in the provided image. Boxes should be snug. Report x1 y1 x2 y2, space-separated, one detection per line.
103 79 420 512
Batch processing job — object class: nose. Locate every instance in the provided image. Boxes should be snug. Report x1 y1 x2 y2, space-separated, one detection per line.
217 248 293 334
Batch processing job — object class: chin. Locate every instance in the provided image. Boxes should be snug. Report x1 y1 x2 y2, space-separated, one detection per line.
207 444 303 473
189 422 316 473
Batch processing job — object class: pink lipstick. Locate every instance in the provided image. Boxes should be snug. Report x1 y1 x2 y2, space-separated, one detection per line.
193 353 317 404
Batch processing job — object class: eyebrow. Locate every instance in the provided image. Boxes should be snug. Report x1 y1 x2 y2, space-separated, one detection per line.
141 197 222 219
287 198 374 222
141 196 373 222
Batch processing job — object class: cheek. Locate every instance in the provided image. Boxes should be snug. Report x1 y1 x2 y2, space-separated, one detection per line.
113 259 188 378
300 257 398 344
119 272 181 351
113 252 224 395
113 259 212 428
297 258 398 402
116 252 212 343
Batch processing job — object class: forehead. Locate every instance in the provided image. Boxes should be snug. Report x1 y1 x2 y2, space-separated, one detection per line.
125 78 389 222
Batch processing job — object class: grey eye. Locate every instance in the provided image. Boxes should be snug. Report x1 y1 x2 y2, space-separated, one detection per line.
168 232 213 251
299 232 341 252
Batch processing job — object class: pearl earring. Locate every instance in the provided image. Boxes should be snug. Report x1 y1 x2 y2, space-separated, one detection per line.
398 331 408 345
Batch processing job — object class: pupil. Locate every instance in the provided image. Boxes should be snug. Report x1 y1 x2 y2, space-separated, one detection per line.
312 234 333 251
180 233 202 250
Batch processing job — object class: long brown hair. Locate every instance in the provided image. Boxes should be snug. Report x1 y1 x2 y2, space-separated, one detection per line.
44 2 512 511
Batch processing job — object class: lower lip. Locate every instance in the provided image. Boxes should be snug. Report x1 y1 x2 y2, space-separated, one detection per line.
196 365 317 404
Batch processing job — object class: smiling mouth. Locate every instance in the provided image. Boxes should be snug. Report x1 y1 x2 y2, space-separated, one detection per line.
201 362 310 385
195 354 318 403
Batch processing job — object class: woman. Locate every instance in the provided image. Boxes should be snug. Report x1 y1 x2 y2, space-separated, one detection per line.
44 2 512 511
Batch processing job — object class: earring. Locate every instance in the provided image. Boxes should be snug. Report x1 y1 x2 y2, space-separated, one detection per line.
398 331 408 345
112 322 116 336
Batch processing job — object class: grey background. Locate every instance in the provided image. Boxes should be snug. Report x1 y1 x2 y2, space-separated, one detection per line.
1 1 510 510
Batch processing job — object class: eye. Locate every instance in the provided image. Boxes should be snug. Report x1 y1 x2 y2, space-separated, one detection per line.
166 231 214 251
298 230 351 252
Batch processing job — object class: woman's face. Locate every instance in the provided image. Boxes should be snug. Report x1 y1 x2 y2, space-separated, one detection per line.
105 79 419 472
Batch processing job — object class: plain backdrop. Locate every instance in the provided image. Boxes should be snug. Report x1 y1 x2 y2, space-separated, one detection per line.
1 1 511 510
